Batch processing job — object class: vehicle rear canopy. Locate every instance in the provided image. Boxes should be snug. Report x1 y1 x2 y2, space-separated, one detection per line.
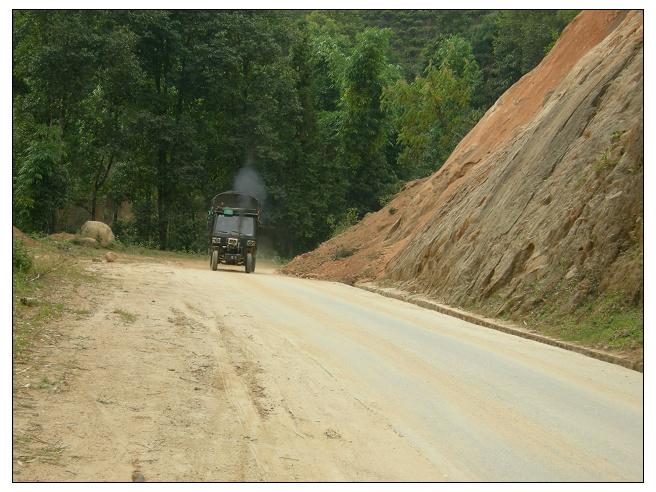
211 191 260 215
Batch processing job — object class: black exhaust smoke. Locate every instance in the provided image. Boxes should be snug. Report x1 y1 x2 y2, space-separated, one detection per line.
233 165 266 205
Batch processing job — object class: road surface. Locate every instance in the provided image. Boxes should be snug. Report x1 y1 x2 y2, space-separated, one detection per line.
13 257 643 481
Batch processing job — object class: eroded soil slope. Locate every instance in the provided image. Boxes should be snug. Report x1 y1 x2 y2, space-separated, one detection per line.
283 10 643 350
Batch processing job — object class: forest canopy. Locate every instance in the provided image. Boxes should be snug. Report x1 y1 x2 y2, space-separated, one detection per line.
12 10 578 256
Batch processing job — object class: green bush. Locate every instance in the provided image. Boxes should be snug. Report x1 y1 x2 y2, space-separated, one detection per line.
332 247 356 260
327 208 360 238
112 218 138 245
13 239 33 272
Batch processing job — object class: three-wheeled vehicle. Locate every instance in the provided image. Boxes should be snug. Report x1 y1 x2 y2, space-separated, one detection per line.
207 191 260 273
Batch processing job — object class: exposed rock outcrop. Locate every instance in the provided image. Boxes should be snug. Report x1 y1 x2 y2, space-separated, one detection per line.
283 11 643 330
80 221 115 247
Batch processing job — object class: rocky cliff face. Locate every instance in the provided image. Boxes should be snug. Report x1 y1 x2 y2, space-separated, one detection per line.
283 11 643 351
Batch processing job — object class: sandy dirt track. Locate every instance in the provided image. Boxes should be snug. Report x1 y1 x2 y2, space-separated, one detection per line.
13 256 643 482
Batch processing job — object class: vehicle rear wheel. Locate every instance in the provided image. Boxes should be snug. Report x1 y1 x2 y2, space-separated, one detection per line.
211 250 218 271
245 252 254 273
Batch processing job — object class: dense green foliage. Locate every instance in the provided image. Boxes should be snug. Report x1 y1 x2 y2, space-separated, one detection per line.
383 34 483 178
13 10 576 256
13 239 33 273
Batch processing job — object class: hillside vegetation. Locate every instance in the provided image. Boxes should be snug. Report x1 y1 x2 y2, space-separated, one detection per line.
13 9 575 256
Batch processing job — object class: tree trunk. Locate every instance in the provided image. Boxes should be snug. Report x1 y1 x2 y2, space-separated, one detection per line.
157 183 168 250
91 192 97 221
157 147 168 250
49 208 57 234
91 154 115 222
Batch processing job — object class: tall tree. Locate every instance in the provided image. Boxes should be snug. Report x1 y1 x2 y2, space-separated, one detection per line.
14 124 68 232
339 28 399 215
70 18 142 220
383 34 482 179
491 10 577 99
13 10 101 231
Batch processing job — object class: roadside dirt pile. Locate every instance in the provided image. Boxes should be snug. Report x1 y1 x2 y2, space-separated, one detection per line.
12 226 36 246
283 11 643 325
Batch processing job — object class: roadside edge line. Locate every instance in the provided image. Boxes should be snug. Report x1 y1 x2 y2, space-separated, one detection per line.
356 283 643 373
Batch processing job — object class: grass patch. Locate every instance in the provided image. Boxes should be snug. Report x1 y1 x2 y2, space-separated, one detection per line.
556 297 642 351
38 377 56 390
13 435 32 446
14 434 67 465
113 308 137 323
38 443 67 464
596 147 617 172
610 129 626 144
12 236 99 360
31 235 208 262
332 247 356 260
527 292 642 352
13 239 33 272
594 134 625 175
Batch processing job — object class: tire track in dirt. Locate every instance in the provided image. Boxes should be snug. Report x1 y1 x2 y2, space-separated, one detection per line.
13 260 262 482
